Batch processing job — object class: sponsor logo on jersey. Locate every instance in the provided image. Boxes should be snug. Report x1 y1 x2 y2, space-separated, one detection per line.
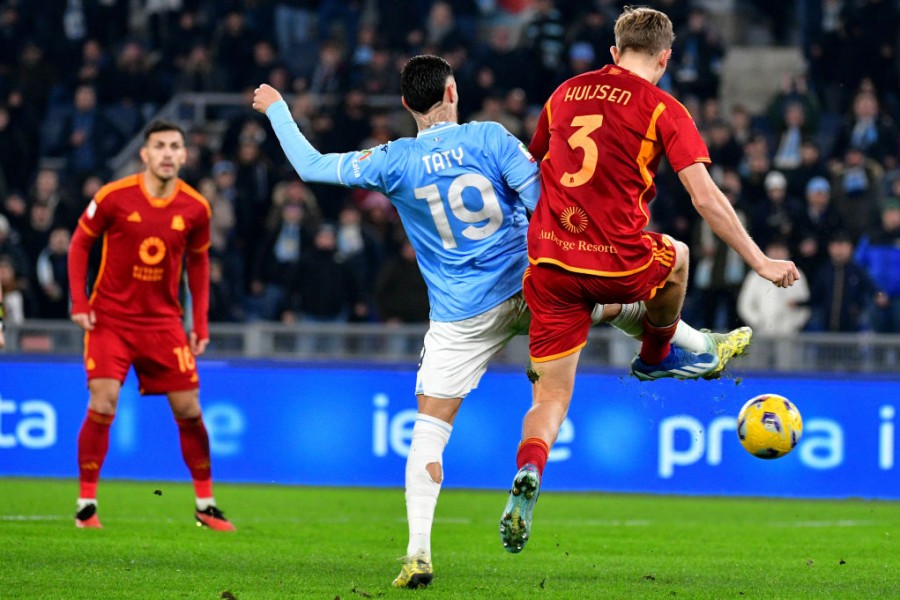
560 206 589 233
171 215 185 231
357 149 373 162
127 211 142 222
87 200 97 219
138 236 167 265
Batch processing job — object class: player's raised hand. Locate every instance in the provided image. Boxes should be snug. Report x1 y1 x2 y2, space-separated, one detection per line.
252 84 283 115
189 331 208 356
71 310 96 331
755 258 801 288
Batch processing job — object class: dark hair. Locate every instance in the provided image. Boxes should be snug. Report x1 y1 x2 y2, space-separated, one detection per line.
400 55 453 114
143 119 185 143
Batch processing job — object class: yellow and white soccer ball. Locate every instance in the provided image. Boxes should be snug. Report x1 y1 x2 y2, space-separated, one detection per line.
736 394 803 459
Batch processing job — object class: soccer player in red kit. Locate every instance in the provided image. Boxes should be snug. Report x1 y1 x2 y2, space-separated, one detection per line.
68 120 235 531
499 7 799 553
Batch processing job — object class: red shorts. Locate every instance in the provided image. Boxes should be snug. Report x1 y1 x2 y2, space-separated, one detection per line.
84 315 199 395
524 231 676 362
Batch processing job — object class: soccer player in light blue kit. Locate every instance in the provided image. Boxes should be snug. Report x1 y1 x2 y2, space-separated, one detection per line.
252 55 750 588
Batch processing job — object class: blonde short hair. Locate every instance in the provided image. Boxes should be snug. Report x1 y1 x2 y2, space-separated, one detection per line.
614 6 675 56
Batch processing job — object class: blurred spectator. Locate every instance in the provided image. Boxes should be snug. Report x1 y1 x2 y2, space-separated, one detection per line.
336 204 384 310
70 38 107 92
99 40 162 109
0 103 31 194
211 9 259 91
471 93 522 138
48 84 120 181
284 223 367 326
358 42 401 97
174 45 228 93
160 8 207 72
794 176 843 277
480 25 533 97
234 137 276 236
854 198 900 333
20 200 55 271
772 101 811 172
247 198 310 321
705 120 742 170
738 134 772 204
1 191 27 235
569 6 615 58
0 213 32 286
374 237 429 324
323 88 371 152
786 139 829 199
244 40 287 92
424 1 466 50
35 226 70 319
832 90 898 165
306 40 348 96
737 239 810 335
807 231 881 332
0 253 26 324
671 7 723 100
749 170 802 250
523 0 567 100
561 41 597 81
829 147 883 241
273 1 317 75
11 41 56 117
208 256 237 323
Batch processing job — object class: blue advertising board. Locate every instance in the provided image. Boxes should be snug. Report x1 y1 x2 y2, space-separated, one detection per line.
0 357 897 499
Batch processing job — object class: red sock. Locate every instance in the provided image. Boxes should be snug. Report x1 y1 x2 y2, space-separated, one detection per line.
639 315 679 365
516 437 550 476
175 416 213 498
78 409 114 499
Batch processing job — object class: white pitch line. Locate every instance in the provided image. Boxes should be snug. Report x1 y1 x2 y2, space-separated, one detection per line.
772 520 881 528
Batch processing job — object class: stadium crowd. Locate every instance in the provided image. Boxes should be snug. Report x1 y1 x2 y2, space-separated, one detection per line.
0 0 899 334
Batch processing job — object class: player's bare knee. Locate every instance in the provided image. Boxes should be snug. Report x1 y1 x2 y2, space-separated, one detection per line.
425 461 443 484
87 388 119 414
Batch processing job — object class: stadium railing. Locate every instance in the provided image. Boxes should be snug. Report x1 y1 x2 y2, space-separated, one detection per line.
3 319 900 373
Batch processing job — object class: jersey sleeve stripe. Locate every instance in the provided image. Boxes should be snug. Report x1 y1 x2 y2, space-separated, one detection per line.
514 173 540 193
88 235 110 304
177 181 213 217
336 153 346 186
189 241 212 253
78 221 99 237
634 102 667 228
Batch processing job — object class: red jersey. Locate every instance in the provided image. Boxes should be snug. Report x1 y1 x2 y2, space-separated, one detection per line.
73 173 211 326
528 64 710 276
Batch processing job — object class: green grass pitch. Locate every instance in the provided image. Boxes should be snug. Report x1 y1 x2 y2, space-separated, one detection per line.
0 478 897 599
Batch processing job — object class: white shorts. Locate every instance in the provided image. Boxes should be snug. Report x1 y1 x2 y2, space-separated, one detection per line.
415 292 531 399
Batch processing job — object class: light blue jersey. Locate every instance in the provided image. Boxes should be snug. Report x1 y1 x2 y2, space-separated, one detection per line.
266 100 540 321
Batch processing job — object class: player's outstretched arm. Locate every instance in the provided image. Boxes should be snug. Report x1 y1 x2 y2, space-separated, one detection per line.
67 225 97 330
252 84 345 187
679 163 800 288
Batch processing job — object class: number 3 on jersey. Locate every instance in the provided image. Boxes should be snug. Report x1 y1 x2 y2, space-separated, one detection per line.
562 114 603 188
414 173 504 249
